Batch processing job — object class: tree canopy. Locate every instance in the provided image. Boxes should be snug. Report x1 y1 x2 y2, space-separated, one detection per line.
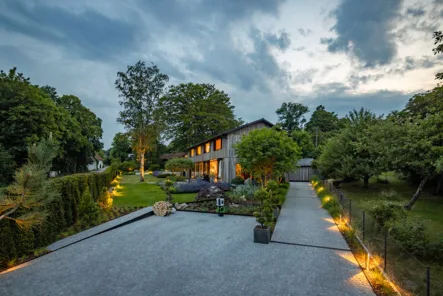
115 61 169 181
165 158 193 172
157 83 243 152
234 127 301 186
110 132 132 162
275 102 309 132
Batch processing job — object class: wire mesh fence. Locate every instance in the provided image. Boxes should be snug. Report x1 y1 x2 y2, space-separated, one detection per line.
321 179 438 296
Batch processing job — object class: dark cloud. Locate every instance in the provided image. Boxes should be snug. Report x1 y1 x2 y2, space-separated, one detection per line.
387 55 442 75
349 73 384 88
308 83 413 116
0 1 138 61
265 31 291 50
406 7 426 17
322 0 402 67
298 28 313 37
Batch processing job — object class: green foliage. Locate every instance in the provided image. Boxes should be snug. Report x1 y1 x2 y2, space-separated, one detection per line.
390 220 430 257
234 127 302 186
291 130 315 158
0 144 15 185
305 105 341 134
433 31 443 80
317 108 384 188
149 164 160 171
115 61 169 182
276 102 309 132
253 189 273 227
118 160 138 172
230 184 259 201
231 176 245 185
165 158 193 172
366 200 405 229
97 187 113 210
110 132 132 162
0 163 119 268
156 83 243 151
157 173 174 178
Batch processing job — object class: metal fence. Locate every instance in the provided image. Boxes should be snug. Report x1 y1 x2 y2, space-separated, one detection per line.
321 180 438 296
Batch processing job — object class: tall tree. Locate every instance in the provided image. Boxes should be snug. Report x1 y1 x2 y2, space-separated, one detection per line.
0 136 59 227
110 132 132 162
305 105 342 147
0 145 15 186
317 108 383 188
115 61 169 182
275 102 309 132
291 130 315 158
433 31 443 80
157 83 243 151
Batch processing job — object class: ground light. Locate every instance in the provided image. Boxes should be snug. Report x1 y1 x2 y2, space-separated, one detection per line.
317 186 324 193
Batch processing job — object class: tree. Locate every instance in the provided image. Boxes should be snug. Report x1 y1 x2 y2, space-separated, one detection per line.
115 61 169 182
165 158 193 181
433 31 443 80
110 132 132 162
276 102 309 132
234 128 302 186
0 136 59 227
305 105 342 147
78 185 100 226
291 130 315 158
0 145 16 186
317 108 384 188
157 83 243 151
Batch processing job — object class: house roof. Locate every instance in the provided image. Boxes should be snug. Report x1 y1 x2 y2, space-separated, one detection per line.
187 118 274 150
94 153 103 161
297 158 314 167
160 152 187 160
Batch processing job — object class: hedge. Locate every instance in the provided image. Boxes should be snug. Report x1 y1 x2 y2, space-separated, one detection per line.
0 164 119 268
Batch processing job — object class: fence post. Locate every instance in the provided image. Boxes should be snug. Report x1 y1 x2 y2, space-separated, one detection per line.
426 266 430 296
362 211 366 242
349 199 352 225
384 231 388 273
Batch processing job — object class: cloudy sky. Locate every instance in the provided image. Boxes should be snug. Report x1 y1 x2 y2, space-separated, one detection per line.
0 0 442 148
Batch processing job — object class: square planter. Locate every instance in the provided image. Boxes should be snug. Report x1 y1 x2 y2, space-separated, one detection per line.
254 225 270 244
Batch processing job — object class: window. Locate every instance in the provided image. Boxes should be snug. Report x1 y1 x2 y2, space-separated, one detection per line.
235 163 242 176
210 159 218 177
205 142 211 153
214 138 222 151
197 146 202 155
190 149 195 157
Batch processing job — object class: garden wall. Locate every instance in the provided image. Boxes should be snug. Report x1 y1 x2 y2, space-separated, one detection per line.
0 164 119 268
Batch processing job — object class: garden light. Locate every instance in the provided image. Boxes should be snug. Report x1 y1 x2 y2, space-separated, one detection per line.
216 197 225 217
317 186 324 193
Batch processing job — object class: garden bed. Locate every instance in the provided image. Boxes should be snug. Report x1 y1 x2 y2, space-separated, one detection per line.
176 199 260 216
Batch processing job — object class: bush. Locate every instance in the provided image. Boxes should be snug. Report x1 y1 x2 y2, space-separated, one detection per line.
78 185 100 226
123 171 135 175
390 220 430 257
0 163 119 269
322 198 342 218
376 176 389 184
231 176 245 185
148 164 160 171
97 187 113 210
195 185 226 201
366 200 405 229
279 182 290 189
118 160 138 172
157 173 174 178
230 184 259 201
152 170 162 177
175 182 230 193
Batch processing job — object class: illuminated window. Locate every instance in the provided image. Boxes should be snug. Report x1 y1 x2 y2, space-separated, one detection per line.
205 142 211 153
214 138 222 151
235 163 242 176
197 146 202 155
210 159 218 177
190 149 195 157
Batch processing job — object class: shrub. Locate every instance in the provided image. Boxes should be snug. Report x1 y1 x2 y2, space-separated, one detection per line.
195 185 226 201
230 184 259 201
175 181 230 193
253 189 273 227
376 176 389 184
231 176 245 185
118 160 138 172
157 173 174 178
390 220 430 257
322 198 342 218
78 185 100 226
176 175 186 182
279 182 290 189
148 164 160 171
366 200 405 229
97 187 113 210
152 170 162 177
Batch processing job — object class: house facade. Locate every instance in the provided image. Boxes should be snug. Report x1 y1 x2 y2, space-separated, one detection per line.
87 153 104 171
186 118 273 182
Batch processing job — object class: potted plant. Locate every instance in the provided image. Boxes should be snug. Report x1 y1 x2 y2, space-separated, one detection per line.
253 189 273 244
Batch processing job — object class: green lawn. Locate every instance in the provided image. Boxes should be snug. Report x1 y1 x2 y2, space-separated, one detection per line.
338 172 443 241
113 175 196 208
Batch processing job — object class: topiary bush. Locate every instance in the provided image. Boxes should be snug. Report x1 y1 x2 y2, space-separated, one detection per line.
78 185 100 226
231 176 245 185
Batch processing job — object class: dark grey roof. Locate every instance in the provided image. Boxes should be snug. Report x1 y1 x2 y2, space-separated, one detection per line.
297 158 314 166
187 118 274 150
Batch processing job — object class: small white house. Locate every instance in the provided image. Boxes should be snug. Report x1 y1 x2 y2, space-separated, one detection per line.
88 153 104 171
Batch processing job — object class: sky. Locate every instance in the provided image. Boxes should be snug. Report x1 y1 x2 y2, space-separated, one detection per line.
0 0 442 148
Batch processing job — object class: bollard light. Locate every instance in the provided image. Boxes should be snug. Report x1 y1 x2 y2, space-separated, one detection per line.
216 197 225 217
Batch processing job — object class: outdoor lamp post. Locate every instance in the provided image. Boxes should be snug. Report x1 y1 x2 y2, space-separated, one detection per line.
216 197 225 217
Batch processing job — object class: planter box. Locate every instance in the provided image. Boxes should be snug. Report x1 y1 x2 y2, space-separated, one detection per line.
254 226 270 244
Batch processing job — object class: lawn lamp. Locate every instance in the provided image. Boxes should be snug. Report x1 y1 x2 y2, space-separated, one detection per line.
216 197 225 217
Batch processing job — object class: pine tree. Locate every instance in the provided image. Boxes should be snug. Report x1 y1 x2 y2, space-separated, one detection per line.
78 185 100 226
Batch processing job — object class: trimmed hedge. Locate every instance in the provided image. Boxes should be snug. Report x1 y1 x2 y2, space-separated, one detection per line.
0 164 119 268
